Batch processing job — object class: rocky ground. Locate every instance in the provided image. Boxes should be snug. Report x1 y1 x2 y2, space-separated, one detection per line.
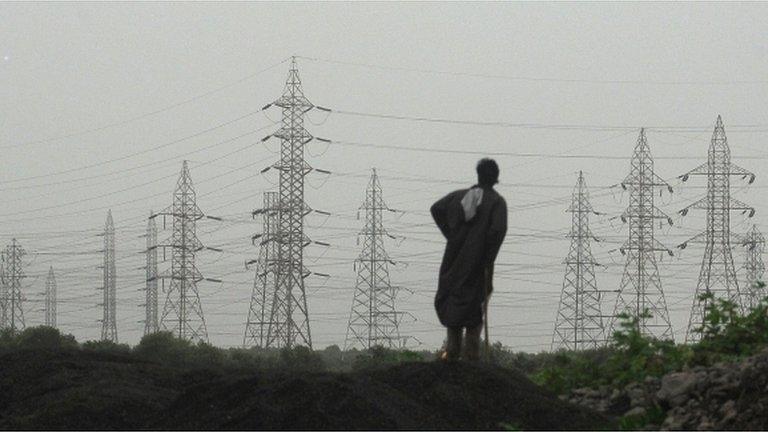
0 347 610 430
563 347 768 430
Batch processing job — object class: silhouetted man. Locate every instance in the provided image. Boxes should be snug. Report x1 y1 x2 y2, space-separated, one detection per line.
431 158 507 361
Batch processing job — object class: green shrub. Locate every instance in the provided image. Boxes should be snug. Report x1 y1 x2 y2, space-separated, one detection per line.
351 346 425 371
605 313 691 387
692 290 768 365
82 339 131 355
619 405 666 430
225 347 265 370
530 350 607 394
277 345 327 372
16 326 78 350
134 331 193 364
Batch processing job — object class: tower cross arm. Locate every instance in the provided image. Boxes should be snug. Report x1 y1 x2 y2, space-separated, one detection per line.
620 174 674 192
728 198 756 217
620 238 674 255
621 206 674 225
729 163 756 183
678 231 707 249
678 197 709 216
679 162 709 181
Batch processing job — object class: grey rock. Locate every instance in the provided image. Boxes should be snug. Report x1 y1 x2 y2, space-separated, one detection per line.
624 406 647 418
626 384 648 408
720 400 737 422
661 408 690 431
657 372 698 407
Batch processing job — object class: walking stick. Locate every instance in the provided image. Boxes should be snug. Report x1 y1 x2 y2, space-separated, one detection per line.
483 266 491 361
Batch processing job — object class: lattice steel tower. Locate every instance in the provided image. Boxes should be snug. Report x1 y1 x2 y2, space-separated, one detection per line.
144 212 159 336
244 191 279 348
742 225 765 309
262 57 317 349
344 169 403 350
0 261 5 328
610 129 674 340
159 161 208 342
3 239 26 331
100 210 117 342
679 116 755 342
45 266 56 328
552 171 605 351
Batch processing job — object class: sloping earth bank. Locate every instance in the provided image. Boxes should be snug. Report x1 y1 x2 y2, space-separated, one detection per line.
0 348 610 430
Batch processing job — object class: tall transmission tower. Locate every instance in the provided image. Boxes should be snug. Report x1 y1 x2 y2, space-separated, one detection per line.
344 169 403 350
243 191 279 348
261 57 319 349
144 211 159 336
0 261 5 328
158 160 209 342
610 129 674 340
552 171 605 351
742 225 765 309
45 266 56 328
679 115 755 342
3 239 26 331
100 210 118 342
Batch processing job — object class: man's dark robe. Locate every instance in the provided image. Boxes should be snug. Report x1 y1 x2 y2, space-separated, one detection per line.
431 185 507 329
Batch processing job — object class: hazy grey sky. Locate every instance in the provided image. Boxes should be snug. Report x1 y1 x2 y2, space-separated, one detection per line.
1 2 767 350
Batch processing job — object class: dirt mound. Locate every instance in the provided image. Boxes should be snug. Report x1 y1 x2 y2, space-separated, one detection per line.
159 361 609 430
0 348 180 429
0 348 610 430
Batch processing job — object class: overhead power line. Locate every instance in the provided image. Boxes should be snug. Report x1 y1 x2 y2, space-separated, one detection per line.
2 57 289 150
297 55 768 86
329 109 768 132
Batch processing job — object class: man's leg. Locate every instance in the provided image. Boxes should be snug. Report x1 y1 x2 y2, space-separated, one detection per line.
464 322 483 361
445 326 462 361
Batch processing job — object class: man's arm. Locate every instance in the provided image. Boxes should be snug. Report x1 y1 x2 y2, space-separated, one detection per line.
484 197 508 291
488 197 508 251
430 192 455 239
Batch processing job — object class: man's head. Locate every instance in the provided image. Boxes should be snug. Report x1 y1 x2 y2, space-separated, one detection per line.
476 158 499 187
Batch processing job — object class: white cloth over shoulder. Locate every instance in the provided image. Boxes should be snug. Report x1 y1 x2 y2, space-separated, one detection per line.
460 187 484 222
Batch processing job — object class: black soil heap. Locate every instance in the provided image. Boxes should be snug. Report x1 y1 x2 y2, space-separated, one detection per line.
0 348 609 430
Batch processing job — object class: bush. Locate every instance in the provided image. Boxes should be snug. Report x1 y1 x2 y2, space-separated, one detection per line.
692 290 768 365
16 326 78 350
532 313 690 393
604 313 691 387
0 328 18 353
351 346 425 371
277 345 327 372
82 339 131 355
134 331 193 364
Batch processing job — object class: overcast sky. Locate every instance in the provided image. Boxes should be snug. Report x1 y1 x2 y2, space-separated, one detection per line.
1 2 767 351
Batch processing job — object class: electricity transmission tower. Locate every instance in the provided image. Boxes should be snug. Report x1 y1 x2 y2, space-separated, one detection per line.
2 239 26 331
157 161 210 343
100 210 118 342
344 169 404 350
243 191 279 348
552 171 605 351
260 57 320 349
610 129 674 340
0 261 5 327
679 115 755 342
45 267 56 328
742 225 765 309
143 212 159 336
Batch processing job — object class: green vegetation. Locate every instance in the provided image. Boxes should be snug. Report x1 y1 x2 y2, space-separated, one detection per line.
0 327 435 374
2 287 766 415
531 289 768 395
618 405 666 431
